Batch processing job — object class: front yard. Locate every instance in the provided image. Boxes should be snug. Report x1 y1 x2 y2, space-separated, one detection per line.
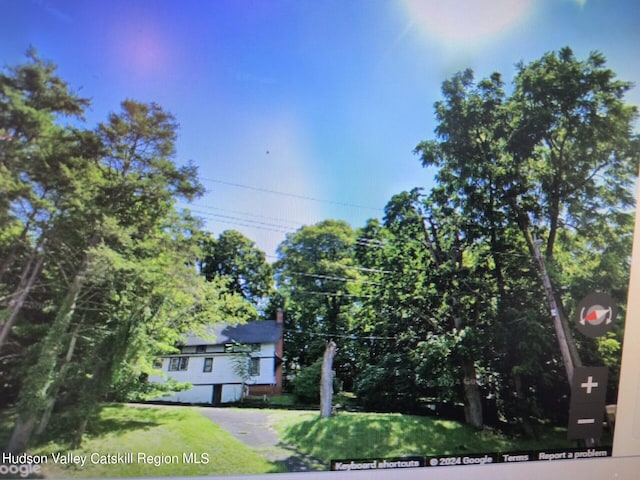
0 403 577 477
1 405 275 478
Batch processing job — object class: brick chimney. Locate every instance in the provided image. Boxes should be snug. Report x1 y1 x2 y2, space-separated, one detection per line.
276 308 284 324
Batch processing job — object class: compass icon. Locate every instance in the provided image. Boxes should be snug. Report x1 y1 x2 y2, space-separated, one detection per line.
580 305 613 326
576 293 618 338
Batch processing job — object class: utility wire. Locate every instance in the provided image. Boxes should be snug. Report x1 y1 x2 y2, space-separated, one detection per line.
188 203 306 226
285 330 399 341
288 271 382 286
190 209 295 234
266 254 394 275
200 177 382 212
292 290 373 299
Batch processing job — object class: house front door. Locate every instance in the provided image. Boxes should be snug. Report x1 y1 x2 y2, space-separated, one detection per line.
212 385 222 404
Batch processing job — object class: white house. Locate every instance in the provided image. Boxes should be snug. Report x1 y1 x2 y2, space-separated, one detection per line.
150 311 284 404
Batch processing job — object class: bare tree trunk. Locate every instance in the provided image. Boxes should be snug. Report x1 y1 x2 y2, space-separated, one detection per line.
461 361 483 429
320 341 337 419
0 255 44 352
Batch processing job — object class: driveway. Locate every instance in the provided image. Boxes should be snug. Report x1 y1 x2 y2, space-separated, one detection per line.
199 407 324 472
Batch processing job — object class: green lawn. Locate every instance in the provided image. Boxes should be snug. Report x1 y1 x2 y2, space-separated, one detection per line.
1 404 580 477
268 410 575 463
2 405 275 478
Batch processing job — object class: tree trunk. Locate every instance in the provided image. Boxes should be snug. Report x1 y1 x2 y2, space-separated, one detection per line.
35 320 82 435
6 415 37 454
6 254 89 453
320 341 337 419
514 372 536 438
0 206 44 283
461 360 483 429
0 254 44 352
73 417 89 449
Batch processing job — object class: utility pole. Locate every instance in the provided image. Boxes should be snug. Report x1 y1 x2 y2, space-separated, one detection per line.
532 235 582 383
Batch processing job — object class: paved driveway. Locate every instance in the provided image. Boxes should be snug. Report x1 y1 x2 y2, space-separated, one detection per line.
199 407 324 472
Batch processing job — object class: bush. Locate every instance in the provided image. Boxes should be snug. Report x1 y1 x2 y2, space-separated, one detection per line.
354 354 421 413
292 359 340 404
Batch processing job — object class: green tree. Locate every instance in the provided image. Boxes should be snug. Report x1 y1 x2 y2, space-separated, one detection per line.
275 220 360 389
0 48 92 352
416 47 637 380
355 190 493 427
2 54 252 451
199 230 273 306
413 47 638 432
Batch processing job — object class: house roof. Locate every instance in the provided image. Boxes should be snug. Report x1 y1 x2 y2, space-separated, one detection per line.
183 320 282 346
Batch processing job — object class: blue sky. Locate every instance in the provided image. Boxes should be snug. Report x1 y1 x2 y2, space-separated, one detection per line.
2 0 639 258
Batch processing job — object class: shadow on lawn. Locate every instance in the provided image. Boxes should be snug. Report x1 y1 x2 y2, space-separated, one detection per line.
279 413 482 462
0 405 167 452
83 405 169 438
270 443 326 472
84 417 160 437
37 405 166 447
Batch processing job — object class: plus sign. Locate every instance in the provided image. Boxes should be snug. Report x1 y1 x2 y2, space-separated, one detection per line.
581 376 599 394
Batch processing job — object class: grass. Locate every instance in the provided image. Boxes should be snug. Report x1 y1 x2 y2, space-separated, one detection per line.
268 410 576 463
1 404 586 477
2 404 275 478
267 394 296 406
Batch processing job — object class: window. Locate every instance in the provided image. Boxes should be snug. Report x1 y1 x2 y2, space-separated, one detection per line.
153 358 163 369
249 357 260 376
168 357 189 371
203 357 213 372
196 345 207 353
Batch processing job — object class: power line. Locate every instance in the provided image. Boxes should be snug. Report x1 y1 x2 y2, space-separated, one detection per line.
292 290 373 299
285 330 399 341
349 266 393 274
190 208 390 250
266 254 395 275
190 209 295 234
288 271 382 286
200 177 382 212
196 216 291 234
189 203 306 227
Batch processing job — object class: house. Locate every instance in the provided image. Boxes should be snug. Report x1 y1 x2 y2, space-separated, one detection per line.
151 310 284 404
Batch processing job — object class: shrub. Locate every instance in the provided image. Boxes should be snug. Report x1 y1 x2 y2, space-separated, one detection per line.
292 359 340 404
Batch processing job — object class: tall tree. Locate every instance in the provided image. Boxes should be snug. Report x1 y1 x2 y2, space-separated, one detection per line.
4 86 254 452
354 190 492 426
0 48 91 352
275 220 360 389
415 47 638 385
199 230 273 306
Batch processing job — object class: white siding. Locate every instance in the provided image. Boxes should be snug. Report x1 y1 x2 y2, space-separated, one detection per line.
157 385 212 404
149 342 278 404
222 385 242 403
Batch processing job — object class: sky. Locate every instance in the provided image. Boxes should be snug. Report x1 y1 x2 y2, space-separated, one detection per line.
2 0 640 258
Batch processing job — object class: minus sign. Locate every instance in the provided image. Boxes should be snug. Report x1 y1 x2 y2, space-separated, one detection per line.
577 419 596 425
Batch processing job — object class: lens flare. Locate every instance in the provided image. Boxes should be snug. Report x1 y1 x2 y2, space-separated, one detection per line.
401 0 534 49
